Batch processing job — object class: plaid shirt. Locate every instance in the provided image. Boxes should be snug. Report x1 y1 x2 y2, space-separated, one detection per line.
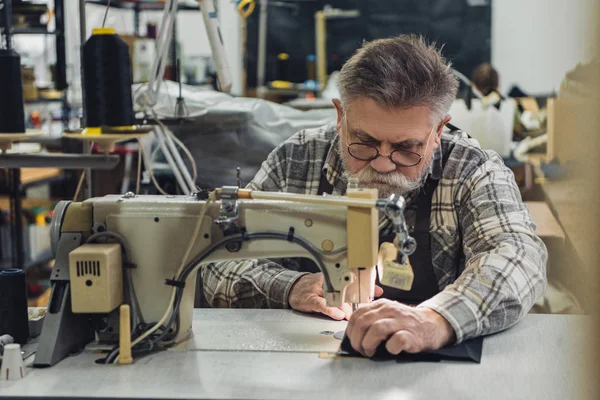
202 125 547 343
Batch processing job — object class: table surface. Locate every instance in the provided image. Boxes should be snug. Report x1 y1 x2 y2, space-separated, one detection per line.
0 310 594 400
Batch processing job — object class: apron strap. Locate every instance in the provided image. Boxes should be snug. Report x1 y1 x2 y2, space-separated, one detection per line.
317 143 334 195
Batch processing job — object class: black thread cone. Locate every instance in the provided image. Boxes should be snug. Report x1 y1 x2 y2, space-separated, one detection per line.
0 50 26 134
0 269 29 344
83 32 135 129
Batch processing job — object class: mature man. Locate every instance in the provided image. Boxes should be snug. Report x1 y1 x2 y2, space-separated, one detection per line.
202 35 547 357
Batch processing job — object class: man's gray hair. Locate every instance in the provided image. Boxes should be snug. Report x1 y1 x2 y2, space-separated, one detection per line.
338 35 459 123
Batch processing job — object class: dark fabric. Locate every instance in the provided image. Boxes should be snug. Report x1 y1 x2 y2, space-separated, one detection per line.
340 332 483 363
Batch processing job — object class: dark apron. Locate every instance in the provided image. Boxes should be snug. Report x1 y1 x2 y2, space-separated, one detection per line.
313 172 440 305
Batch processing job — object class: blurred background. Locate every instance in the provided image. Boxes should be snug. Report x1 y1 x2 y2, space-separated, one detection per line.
1 1 599 396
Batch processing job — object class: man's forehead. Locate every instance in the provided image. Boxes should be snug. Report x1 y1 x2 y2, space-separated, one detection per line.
345 108 432 143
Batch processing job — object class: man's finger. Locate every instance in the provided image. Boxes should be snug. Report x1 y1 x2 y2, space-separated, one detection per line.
313 297 346 320
348 307 398 354
385 330 415 355
346 299 393 336
361 318 399 357
374 285 384 297
340 303 353 320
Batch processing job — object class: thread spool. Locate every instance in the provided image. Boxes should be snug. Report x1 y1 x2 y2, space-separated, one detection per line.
0 343 25 380
0 50 25 134
0 269 29 345
82 27 135 131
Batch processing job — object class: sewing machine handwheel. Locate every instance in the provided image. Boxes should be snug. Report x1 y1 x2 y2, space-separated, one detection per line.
50 201 71 257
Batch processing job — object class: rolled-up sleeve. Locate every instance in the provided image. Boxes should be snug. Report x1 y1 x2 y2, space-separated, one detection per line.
201 137 307 308
419 155 547 343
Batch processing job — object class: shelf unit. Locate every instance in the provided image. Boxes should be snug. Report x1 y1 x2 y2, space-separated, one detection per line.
1 0 69 270
86 0 201 80
13 27 57 35
86 0 199 11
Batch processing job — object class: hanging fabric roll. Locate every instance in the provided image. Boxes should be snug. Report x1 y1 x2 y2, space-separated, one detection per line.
82 27 135 133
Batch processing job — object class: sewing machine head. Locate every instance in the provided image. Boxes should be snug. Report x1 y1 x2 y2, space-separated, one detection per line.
35 187 415 367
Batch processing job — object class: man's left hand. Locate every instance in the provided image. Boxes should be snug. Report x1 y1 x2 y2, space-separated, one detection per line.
345 299 456 357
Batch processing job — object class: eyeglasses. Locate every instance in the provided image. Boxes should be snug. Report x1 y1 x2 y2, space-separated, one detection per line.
346 124 436 167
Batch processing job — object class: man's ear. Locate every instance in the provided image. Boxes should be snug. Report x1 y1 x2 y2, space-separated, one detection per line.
434 115 452 145
332 98 344 134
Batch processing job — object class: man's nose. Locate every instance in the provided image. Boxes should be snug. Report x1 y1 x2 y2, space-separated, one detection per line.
370 154 396 174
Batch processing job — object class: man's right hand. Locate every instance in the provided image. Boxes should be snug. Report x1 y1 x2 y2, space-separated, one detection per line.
288 272 384 321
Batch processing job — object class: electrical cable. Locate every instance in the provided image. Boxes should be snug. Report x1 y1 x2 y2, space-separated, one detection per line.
157 232 335 345
111 228 337 363
148 232 334 352
138 138 169 195
85 231 143 338
136 143 142 194
114 191 217 363
152 115 198 184
150 124 192 194
150 116 195 194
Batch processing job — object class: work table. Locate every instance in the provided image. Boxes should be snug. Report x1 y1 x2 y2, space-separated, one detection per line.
0 310 593 400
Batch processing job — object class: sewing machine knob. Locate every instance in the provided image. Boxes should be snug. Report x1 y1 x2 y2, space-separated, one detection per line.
401 237 417 256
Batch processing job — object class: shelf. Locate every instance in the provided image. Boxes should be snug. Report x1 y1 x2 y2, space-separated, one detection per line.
0 196 57 210
24 98 63 104
21 168 63 188
86 0 200 11
13 28 57 35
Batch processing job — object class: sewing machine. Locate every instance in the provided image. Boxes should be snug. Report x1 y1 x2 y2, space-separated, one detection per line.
33 185 416 367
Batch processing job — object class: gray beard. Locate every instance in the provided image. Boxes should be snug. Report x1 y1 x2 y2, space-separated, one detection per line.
338 141 432 198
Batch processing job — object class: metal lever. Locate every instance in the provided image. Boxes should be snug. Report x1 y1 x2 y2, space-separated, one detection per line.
376 194 417 258
215 186 240 234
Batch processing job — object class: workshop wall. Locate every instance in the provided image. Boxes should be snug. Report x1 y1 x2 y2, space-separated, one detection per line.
244 0 492 88
53 1 596 100
492 0 596 95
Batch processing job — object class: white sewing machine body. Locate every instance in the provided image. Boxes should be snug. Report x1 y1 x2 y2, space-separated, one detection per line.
34 187 415 367
93 194 359 343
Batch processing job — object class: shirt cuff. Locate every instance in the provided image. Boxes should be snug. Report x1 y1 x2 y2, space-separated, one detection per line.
267 269 309 309
418 289 481 344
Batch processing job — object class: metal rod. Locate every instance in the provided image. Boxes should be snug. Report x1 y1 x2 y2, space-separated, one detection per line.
177 59 182 98
256 0 268 97
1 0 13 50
78 0 93 198
315 11 326 92
102 0 112 28
9 169 24 268
54 0 67 90
133 2 140 36
0 154 120 169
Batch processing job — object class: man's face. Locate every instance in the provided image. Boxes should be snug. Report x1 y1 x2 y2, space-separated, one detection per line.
333 97 449 198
